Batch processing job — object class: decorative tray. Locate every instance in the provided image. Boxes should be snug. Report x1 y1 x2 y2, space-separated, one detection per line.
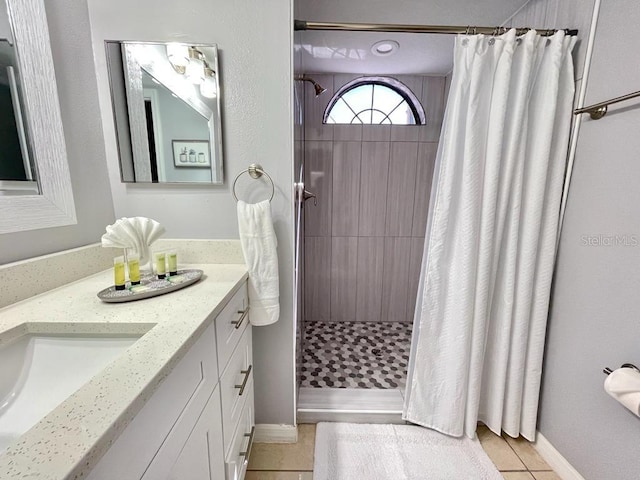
97 269 203 303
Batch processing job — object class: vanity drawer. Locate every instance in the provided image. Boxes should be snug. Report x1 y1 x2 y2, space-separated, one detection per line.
225 385 255 480
220 325 253 451
216 282 249 372
87 322 218 480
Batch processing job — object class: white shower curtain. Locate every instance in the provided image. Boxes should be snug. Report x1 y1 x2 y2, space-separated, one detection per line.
403 29 576 441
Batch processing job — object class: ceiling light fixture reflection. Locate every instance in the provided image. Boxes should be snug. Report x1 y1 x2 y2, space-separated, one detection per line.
200 67 217 98
166 44 216 95
185 48 205 84
166 43 189 69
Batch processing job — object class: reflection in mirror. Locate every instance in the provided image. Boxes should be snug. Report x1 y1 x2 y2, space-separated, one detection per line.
105 42 223 184
0 4 37 196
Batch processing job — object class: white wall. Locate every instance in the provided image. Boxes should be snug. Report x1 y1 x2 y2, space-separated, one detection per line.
0 0 115 265
87 0 296 425
149 83 211 183
503 0 596 82
296 0 529 27
538 1 640 479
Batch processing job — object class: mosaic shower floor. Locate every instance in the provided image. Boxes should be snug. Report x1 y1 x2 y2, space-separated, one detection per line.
300 321 412 389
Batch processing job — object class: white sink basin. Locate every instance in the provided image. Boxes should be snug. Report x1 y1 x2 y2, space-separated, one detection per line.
0 334 140 453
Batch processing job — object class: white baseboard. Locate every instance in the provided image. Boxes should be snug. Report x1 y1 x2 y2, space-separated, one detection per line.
534 432 585 480
254 424 298 443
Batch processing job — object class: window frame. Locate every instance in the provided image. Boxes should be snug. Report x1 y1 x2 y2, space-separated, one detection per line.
323 76 426 126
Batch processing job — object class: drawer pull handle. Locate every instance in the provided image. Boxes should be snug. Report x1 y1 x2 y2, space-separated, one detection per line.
240 426 255 463
234 364 253 395
231 306 250 329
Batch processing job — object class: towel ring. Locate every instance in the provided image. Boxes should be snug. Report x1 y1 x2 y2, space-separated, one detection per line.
232 164 275 203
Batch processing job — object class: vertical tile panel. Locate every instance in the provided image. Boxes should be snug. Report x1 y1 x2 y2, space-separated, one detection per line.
444 73 452 104
334 124 363 142
356 237 385 322
392 126 423 142
305 73 334 141
381 237 412 322
297 229 305 381
331 237 358 321
304 141 332 236
333 73 360 89
385 142 418 236
391 75 424 142
332 141 362 236
412 142 438 237
294 80 304 142
359 142 390 236
406 237 425 322
363 125 391 142
304 236 331 321
294 140 302 178
419 76 446 142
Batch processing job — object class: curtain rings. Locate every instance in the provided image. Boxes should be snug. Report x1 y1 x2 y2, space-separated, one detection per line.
464 26 477 36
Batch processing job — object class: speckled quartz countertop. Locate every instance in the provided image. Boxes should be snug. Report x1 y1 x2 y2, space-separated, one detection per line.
0 263 248 479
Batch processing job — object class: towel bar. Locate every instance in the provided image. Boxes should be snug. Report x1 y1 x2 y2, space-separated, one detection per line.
603 363 640 376
232 164 275 203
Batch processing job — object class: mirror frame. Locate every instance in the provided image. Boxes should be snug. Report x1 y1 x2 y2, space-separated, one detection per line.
0 0 75 234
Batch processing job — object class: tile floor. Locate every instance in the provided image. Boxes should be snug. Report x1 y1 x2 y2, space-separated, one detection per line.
301 321 412 389
247 424 561 480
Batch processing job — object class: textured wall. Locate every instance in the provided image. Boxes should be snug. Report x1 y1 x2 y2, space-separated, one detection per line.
296 0 529 26
87 0 296 426
303 73 444 324
0 0 115 265
537 1 640 479
503 0 596 82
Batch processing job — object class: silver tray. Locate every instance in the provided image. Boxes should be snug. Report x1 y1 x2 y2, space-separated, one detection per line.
97 269 203 303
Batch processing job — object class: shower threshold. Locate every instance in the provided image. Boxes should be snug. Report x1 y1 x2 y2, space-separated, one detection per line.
297 387 405 424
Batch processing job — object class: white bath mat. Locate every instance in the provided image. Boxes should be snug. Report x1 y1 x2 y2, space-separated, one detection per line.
314 422 502 480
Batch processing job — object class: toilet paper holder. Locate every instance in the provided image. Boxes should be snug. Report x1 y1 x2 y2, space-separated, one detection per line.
603 363 640 376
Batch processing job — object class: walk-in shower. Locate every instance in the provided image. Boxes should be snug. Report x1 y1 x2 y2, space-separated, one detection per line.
294 22 451 420
293 16 578 431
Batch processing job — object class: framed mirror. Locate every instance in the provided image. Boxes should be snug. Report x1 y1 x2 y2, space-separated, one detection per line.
105 41 223 185
0 0 75 233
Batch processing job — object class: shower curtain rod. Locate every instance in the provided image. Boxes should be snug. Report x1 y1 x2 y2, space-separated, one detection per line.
294 20 578 37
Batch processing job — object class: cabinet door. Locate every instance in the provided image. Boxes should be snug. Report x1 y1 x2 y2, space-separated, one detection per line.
166 387 225 480
88 323 218 480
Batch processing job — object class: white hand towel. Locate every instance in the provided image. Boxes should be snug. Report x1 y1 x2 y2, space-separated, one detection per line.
101 217 165 267
237 200 280 326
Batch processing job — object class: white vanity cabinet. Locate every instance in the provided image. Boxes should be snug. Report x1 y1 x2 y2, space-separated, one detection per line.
87 282 254 480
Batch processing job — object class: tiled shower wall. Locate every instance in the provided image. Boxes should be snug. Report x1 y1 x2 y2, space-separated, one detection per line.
294 32 305 390
303 73 447 324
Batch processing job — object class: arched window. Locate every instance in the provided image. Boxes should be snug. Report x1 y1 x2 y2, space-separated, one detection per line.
323 76 425 125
